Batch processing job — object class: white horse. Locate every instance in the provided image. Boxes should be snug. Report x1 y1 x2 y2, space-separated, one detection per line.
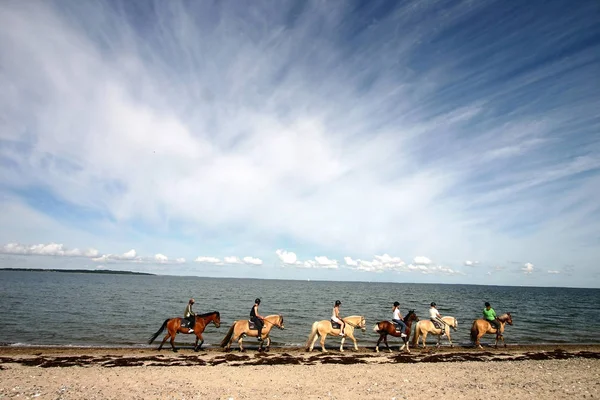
412 316 458 348
305 315 366 352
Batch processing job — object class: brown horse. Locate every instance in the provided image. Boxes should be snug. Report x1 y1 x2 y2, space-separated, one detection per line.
305 315 366 352
220 314 285 352
373 310 419 353
412 316 458 348
149 311 221 352
470 313 513 349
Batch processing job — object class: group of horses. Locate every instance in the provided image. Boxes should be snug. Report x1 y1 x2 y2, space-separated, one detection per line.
148 309 513 353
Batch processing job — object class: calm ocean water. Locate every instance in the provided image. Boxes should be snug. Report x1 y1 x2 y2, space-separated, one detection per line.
1 271 598 348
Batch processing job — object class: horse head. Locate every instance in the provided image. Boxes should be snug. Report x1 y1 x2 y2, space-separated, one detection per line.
359 316 366 332
498 313 513 325
213 311 221 328
277 314 285 330
405 310 419 322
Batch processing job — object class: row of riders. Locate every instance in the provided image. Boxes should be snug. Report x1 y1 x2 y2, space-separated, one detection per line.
149 298 513 353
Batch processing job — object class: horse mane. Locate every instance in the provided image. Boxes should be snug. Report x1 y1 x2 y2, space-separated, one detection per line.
404 310 415 320
197 311 220 318
497 313 510 321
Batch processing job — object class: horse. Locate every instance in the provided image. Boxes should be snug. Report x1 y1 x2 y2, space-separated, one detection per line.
305 315 366 352
412 316 458 348
149 311 221 352
220 314 284 352
470 313 513 349
373 310 419 353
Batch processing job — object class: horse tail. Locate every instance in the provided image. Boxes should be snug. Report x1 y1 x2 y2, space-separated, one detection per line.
412 321 421 347
470 320 478 343
148 318 170 344
220 324 236 348
305 321 319 350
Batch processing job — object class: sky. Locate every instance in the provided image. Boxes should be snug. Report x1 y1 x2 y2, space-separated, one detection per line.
0 0 599 287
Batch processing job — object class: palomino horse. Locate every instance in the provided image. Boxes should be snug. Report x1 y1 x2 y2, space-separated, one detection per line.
149 311 221 352
470 313 513 349
373 310 419 353
306 315 366 352
220 314 284 352
412 316 458 348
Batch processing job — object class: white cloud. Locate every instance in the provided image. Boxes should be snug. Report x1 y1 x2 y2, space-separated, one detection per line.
413 256 432 266
344 256 358 266
243 256 263 265
464 260 479 267
92 249 140 263
224 256 242 264
276 249 298 265
154 254 168 263
1 242 99 258
314 256 338 267
175 257 186 264
547 270 560 274
194 256 221 264
522 262 534 274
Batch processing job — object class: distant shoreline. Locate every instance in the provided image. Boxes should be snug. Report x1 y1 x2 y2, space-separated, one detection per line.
0 268 155 276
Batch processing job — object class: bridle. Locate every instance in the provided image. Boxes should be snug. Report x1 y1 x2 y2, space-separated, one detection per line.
261 315 284 330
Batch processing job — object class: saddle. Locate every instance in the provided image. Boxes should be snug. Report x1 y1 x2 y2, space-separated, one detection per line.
432 320 444 330
330 319 341 329
248 319 259 330
181 318 193 329
392 322 403 332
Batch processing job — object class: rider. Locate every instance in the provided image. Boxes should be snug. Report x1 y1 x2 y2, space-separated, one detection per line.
483 302 501 337
331 300 345 336
429 302 447 336
250 298 265 341
392 301 408 338
184 298 196 333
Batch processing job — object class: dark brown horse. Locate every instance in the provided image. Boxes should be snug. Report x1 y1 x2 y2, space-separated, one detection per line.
149 311 221 352
373 310 419 353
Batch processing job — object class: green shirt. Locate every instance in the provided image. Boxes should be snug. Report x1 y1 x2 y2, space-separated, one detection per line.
483 307 496 321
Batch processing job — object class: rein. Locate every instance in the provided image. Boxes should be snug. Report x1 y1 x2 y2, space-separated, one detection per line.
260 316 284 330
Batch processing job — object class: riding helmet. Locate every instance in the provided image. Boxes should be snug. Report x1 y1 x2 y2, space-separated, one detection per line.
485 302 491 307
430 302 436 307
255 298 261 304
393 301 400 307
335 300 341 306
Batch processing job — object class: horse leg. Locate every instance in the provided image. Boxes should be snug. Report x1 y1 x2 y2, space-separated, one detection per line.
265 336 271 352
383 334 391 353
170 333 178 352
477 332 484 349
158 332 170 351
238 335 245 352
320 334 328 353
339 335 345 352
447 331 453 348
350 334 359 352
422 332 428 348
375 334 383 353
194 333 204 352
502 334 507 348
309 332 319 352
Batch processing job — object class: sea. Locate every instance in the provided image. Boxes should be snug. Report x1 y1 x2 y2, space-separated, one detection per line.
1 270 599 348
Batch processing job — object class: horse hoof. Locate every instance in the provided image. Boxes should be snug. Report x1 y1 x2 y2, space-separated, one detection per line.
375 348 379 353
265 348 270 352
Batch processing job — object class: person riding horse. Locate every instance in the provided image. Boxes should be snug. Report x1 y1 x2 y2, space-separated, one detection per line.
332 300 345 336
483 302 501 337
392 301 408 338
250 298 265 341
429 302 447 336
184 298 196 333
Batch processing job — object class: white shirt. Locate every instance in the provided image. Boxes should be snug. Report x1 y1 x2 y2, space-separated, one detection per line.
429 307 439 319
393 308 401 320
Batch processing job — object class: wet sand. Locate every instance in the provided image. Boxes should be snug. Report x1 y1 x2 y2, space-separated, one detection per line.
1 344 599 399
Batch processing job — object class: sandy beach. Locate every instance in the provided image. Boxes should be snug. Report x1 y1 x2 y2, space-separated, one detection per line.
1 344 599 399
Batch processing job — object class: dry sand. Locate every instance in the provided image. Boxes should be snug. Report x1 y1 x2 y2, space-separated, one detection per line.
1 345 599 399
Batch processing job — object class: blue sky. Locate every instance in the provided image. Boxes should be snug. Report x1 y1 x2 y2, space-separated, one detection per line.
0 0 599 287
